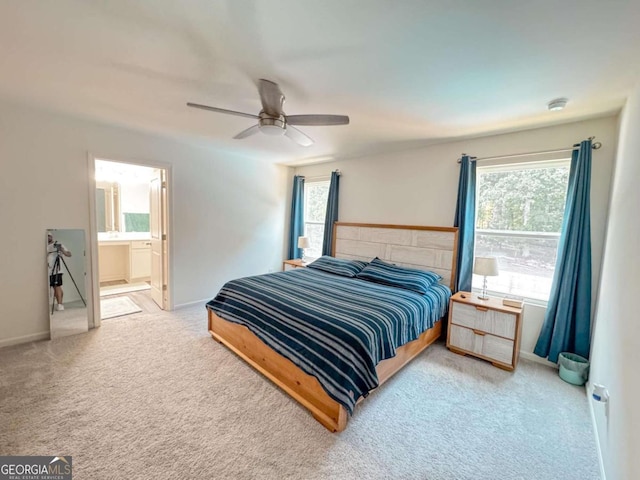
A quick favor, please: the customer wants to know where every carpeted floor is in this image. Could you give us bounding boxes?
[0,305,600,480]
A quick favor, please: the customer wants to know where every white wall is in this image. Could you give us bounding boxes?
[0,99,291,347]
[589,88,640,479]
[295,116,618,361]
[120,182,150,215]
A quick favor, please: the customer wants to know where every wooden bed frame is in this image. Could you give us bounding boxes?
[208,222,458,432]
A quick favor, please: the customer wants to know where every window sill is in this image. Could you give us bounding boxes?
[470,288,549,308]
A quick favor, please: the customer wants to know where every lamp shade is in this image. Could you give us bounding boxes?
[473,256,499,277]
[297,236,311,249]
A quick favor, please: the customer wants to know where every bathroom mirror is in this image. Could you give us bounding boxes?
[47,229,89,339]
[96,181,121,232]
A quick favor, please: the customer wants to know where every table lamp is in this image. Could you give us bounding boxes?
[473,256,499,300]
[297,236,311,263]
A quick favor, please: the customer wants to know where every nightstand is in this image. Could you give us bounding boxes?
[446,291,523,371]
[282,259,308,271]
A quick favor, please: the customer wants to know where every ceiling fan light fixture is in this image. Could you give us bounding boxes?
[259,124,286,136]
[258,113,286,135]
[548,98,568,111]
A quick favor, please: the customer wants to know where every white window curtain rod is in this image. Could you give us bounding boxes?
[297,169,341,180]
[457,137,602,163]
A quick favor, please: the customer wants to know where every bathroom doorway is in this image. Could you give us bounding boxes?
[90,158,170,323]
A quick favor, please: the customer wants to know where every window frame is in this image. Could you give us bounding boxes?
[472,157,571,305]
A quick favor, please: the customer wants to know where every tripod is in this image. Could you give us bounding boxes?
[50,250,86,315]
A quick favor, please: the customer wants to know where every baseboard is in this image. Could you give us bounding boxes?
[0,331,50,349]
[519,350,558,368]
[173,298,209,310]
[587,381,607,480]
[99,274,127,283]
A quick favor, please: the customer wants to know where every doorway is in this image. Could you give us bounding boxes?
[90,158,170,323]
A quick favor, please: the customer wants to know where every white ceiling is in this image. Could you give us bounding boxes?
[1,0,639,165]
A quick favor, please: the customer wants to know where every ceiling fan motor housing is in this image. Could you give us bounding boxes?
[259,111,286,135]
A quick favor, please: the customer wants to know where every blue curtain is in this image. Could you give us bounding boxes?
[453,155,476,292]
[288,175,305,260]
[322,171,340,256]
[534,140,592,363]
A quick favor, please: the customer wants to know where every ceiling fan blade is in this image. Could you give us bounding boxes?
[187,102,259,120]
[233,124,260,139]
[285,114,350,126]
[285,126,314,147]
[258,79,284,117]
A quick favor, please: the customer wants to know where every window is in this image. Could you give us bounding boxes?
[123,212,150,232]
[473,160,570,302]
[303,180,330,259]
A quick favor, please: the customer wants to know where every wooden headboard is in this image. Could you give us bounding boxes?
[332,222,459,290]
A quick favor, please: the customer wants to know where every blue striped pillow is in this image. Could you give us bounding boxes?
[306,256,368,278]
[356,257,442,294]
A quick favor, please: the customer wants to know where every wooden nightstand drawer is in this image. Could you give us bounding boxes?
[449,325,514,365]
[450,302,516,339]
[446,291,523,371]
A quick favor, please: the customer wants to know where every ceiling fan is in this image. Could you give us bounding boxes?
[187,79,349,147]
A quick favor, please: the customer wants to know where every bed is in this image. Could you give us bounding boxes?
[207,223,458,432]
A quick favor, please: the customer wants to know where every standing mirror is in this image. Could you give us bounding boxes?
[47,229,89,339]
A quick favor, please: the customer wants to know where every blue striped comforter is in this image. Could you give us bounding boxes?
[206,268,451,414]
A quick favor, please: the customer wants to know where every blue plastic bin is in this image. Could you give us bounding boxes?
[558,352,589,386]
